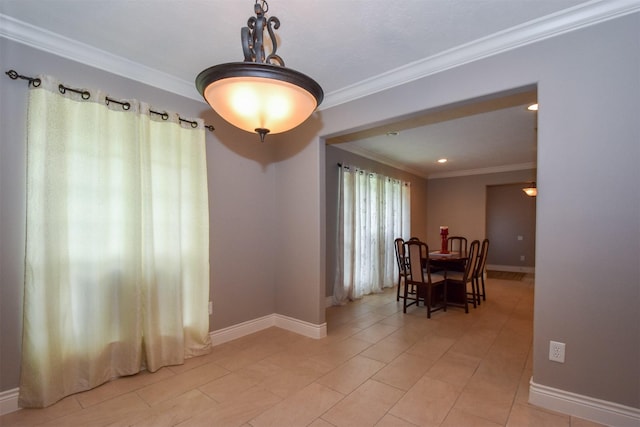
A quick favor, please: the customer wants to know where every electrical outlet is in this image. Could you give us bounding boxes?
[549,341,565,363]
[520,255,525,261]
[208,301,213,315]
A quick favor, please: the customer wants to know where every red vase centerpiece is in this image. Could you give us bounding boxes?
[440,226,449,254]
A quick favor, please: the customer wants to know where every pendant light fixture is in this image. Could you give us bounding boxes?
[196,0,323,142]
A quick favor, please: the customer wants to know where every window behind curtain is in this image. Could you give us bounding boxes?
[333,165,410,304]
[19,75,211,408]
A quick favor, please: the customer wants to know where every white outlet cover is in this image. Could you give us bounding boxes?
[549,340,566,363]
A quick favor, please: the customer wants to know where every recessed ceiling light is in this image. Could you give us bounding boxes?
[437,158,447,163]
[527,103,539,111]
[386,131,400,136]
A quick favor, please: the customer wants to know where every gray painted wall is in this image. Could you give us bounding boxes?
[1,10,638,416]
[486,183,537,269]
[310,13,639,410]
[425,170,537,252]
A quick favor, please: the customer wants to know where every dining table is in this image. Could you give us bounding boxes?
[425,251,469,306]
[428,250,466,268]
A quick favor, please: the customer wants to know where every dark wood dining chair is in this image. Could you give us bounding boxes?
[446,236,467,273]
[403,240,447,318]
[394,238,411,301]
[407,237,428,259]
[447,236,468,256]
[445,239,480,313]
[473,238,490,304]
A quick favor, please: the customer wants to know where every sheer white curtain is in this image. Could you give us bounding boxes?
[19,75,211,408]
[333,165,410,304]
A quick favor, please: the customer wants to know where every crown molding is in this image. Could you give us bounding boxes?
[0,13,202,102]
[321,0,640,109]
[2,1,639,106]
[428,162,537,180]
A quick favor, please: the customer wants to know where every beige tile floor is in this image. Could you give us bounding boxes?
[1,276,606,426]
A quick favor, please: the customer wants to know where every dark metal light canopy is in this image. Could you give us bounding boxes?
[196,0,323,142]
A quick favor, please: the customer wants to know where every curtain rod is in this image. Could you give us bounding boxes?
[337,162,410,185]
[5,70,215,132]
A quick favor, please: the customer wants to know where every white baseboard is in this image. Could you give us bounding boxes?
[275,314,327,339]
[529,379,640,427]
[210,313,327,346]
[209,314,275,346]
[0,387,19,416]
[487,264,535,274]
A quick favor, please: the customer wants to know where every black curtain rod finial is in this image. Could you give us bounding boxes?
[5,69,41,87]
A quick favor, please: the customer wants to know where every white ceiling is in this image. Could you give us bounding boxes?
[336,103,538,178]
[2,0,624,178]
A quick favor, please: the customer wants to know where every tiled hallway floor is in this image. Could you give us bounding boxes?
[1,276,606,426]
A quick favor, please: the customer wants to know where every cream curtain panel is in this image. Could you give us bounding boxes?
[19,76,211,408]
[333,165,410,304]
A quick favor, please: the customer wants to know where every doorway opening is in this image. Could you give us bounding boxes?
[325,86,538,305]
